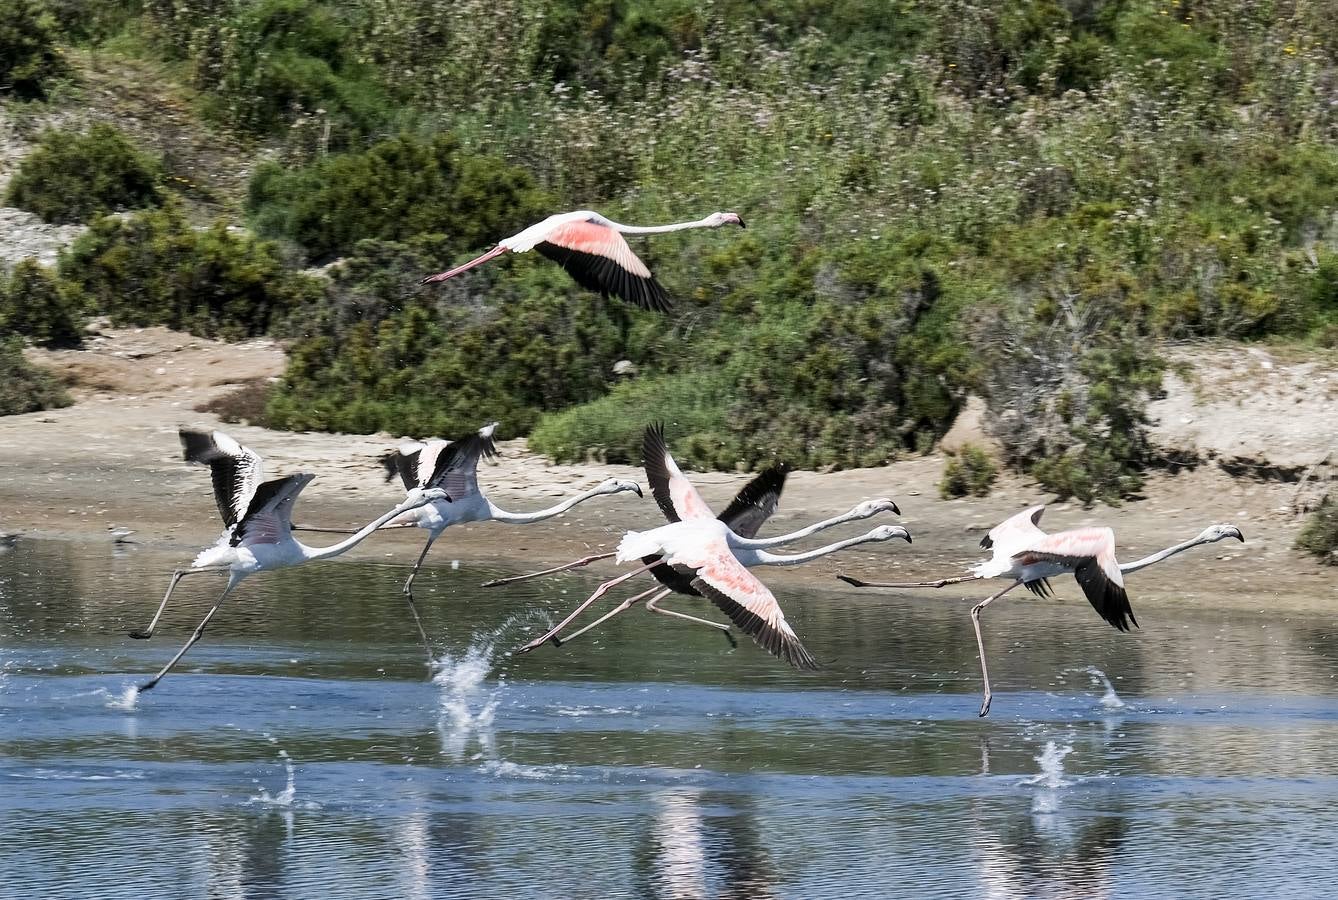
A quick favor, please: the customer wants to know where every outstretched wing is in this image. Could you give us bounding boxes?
[643,423,715,523]
[1015,527,1137,632]
[691,542,817,670]
[180,429,265,528]
[535,219,672,312]
[982,504,1047,551]
[380,441,429,491]
[426,425,498,500]
[717,464,789,539]
[230,473,314,547]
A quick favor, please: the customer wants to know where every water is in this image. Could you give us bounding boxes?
[4,537,1338,898]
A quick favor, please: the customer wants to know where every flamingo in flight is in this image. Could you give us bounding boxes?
[420,210,745,311]
[838,505,1244,716]
[129,429,450,693]
[490,458,906,648]
[515,424,910,668]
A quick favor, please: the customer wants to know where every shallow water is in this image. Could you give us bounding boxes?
[3,537,1338,899]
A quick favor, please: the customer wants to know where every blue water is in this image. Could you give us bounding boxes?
[3,537,1338,898]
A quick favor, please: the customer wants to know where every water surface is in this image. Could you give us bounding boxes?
[3,538,1337,898]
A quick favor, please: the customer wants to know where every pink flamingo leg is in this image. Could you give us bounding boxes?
[421,245,508,284]
[481,552,616,588]
[838,573,981,589]
[515,561,660,654]
[972,580,1023,717]
[550,586,669,647]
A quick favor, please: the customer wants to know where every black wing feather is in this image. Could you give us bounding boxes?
[229,474,311,546]
[180,429,251,528]
[718,464,790,539]
[427,429,498,491]
[642,422,680,524]
[534,241,672,312]
[380,449,421,491]
[1073,559,1139,632]
[691,577,818,670]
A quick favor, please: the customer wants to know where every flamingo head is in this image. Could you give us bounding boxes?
[1199,524,1244,543]
[707,211,746,229]
[599,478,643,498]
[855,497,901,518]
[866,525,912,544]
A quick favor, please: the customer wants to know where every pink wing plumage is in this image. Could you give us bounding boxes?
[643,424,714,522]
[691,543,817,669]
[1014,527,1137,631]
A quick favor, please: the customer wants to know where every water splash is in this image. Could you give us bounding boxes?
[97,685,140,711]
[250,748,297,807]
[1061,666,1126,710]
[1026,741,1074,789]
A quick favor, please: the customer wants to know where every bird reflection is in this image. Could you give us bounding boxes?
[202,808,291,900]
[635,787,779,900]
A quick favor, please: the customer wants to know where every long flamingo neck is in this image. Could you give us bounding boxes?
[741,506,864,549]
[613,217,718,235]
[301,502,423,561]
[485,487,605,525]
[1118,536,1208,574]
[746,532,881,567]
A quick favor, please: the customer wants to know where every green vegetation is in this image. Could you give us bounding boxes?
[4,124,162,224]
[19,0,1338,493]
[1,258,84,348]
[0,337,69,416]
[1296,498,1338,566]
[0,0,67,99]
[939,445,999,499]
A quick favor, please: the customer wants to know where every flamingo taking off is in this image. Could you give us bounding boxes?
[491,457,906,648]
[129,429,450,692]
[515,424,909,668]
[838,504,1244,716]
[420,210,745,311]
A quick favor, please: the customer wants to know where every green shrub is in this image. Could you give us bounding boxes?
[1,259,84,347]
[4,124,162,225]
[1296,499,1338,566]
[246,133,550,262]
[58,201,322,340]
[0,336,69,416]
[939,445,999,499]
[0,0,67,100]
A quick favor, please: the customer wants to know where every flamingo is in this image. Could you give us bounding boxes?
[491,462,906,647]
[838,505,1244,716]
[419,210,746,311]
[515,424,910,668]
[129,429,450,692]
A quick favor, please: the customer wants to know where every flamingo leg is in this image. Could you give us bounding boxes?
[972,579,1023,718]
[515,561,660,654]
[421,245,508,284]
[646,594,737,647]
[137,575,241,692]
[402,534,439,597]
[838,574,981,589]
[129,566,231,640]
[551,586,667,647]
[480,552,616,588]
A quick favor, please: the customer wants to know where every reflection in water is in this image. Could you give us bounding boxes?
[636,788,778,900]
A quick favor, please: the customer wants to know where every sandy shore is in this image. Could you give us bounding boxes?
[2,326,1331,613]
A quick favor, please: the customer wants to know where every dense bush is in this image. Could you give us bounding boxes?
[246,133,550,262]
[939,445,999,499]
[0,337,70,416]
[0,0,67,99]
[4,124,162,225]
[1,259,84,348]
[1296,499,1338,566]
[58,202,323,340]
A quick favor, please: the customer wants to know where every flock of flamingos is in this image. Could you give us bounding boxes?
[127,208,1245,716]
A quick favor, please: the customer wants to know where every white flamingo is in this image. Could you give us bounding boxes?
[420,210,746,311]
[516,424,910,668]
[839,505,1244,716]
[130,429,450,692]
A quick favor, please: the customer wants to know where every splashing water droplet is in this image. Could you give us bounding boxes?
[105,686,139,711]
[1083,666,1126,709]
[1026,741,1074,789]
[433,613,543,762]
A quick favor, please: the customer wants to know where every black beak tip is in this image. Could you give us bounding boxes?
[904,534,913,544]
[633,485,644,498]
[736,218,747,229]
[1235,530,1245,542]
[891,502,901,516]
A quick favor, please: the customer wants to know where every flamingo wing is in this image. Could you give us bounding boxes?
[717,463,790,539]
[180,429,265,529]
[380,440,429,491]
[427,428,498,500]
[230,473,315,547]
[1015,528,1137,632]
[691,545,817,670]
[535,219,672,312]
[981,504,1047,551]
[643,423,715,523]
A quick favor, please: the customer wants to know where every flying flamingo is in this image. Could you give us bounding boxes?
[838,505,1244,716]
[420,210,746,311]
[489,462,905,647]
[298,422,642,604]
[129,429,450,692]
[515,424,909,668]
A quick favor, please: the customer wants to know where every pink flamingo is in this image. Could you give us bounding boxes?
[420,210,745,311]
[839,505,1244,716]
[515,425,909,668]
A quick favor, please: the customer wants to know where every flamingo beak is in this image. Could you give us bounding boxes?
[1231,526,1244,541]
[890,501,901,516]
[735,216,747,229]
[632,484,644,498]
